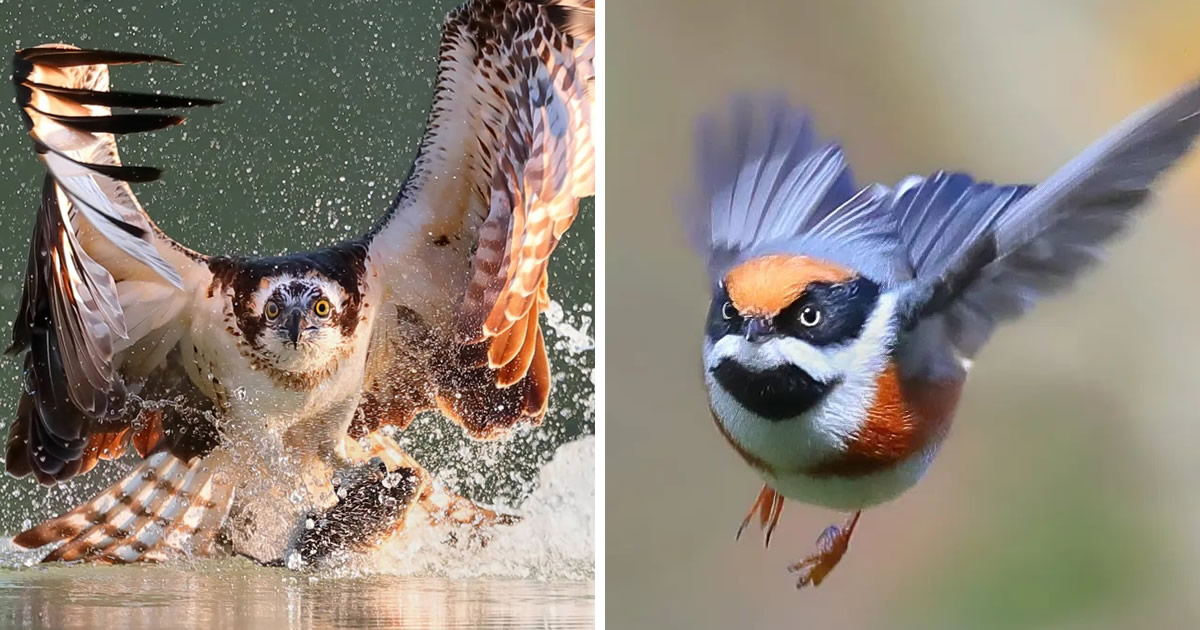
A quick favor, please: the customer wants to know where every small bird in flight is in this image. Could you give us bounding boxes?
[4,0,595,564]
[681,80,1200,587]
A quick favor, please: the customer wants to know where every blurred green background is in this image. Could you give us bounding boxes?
[0,0,594,532]
[608,1,1200,628]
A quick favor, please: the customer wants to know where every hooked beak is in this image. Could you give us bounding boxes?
[284,309,302,346]
[744,317,775,343]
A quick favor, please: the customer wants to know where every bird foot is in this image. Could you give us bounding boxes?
[787,511,860,588]
[423,488,520,548]
[736,484,785,548]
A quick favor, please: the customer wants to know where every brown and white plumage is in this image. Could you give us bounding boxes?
[359,0,595,438]
[6,0,594,564]
[6,44,220,487]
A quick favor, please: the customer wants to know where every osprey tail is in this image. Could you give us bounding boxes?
[12,450,235,563]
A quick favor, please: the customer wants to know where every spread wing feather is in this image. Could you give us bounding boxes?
[364,0,593,438]
[5,45,217,485]
[681,96,900,285]
[897,78,1200,360]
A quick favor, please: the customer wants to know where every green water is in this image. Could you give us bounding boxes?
[0,0,594,626]
[0,563,593,629]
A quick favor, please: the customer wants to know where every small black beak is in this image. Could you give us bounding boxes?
[745,317,775,343]
[285,309,302,345]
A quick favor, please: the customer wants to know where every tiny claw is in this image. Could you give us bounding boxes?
[736,512,754,541]
[762,492,784,549]
[789,552,837,589]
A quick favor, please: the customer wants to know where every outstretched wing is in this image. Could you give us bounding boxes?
[680,95,900,285]
[5,45,219,485]
[895,78,1200,368]
[363,0,594,439]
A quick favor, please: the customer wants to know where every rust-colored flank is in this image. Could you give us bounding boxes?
[808,364,964,478]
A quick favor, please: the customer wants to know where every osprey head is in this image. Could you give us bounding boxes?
[246,275,356,372]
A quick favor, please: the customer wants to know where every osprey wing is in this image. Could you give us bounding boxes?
[364,0,594,438]
[6,46,219,484]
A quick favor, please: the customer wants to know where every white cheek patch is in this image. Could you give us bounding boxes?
[808,292,900,436]
[706,334,841,383]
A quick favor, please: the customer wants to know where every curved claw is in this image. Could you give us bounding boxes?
[425,489,520,528]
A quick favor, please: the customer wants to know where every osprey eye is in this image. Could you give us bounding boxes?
[313,299,332,318]
[799,306,821,327]
[264,301,280,320]
[721,301,737,320]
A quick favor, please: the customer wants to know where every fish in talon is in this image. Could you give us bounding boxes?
[293,464,422,565]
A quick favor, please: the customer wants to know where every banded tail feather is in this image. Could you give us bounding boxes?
[12,451,235,563]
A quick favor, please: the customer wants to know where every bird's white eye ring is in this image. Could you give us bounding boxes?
[800,306,821,327]
[721,301,736,320]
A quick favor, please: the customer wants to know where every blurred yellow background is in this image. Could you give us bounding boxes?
[607,1,1200,628]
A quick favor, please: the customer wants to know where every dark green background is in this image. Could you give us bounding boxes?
[0,0,594,530]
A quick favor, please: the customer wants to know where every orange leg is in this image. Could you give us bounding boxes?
[788,511,861,588]
[736,484,785,548]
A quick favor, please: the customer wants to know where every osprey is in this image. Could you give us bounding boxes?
[4,0,595,564]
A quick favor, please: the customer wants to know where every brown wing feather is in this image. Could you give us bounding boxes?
[445,0,592,434]
[5,45,217,485]
[362,0,593,439]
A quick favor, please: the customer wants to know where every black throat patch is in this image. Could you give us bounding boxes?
[711,359,835,421]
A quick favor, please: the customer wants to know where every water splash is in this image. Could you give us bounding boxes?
[358,435,595,581]
[1,298,595,578]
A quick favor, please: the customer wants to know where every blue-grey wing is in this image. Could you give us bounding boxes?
[680,95,902,285]
[898,77,1200,369]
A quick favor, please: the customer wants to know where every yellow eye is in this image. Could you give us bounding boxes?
[265,301,279,320]
[313,299,331,318]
